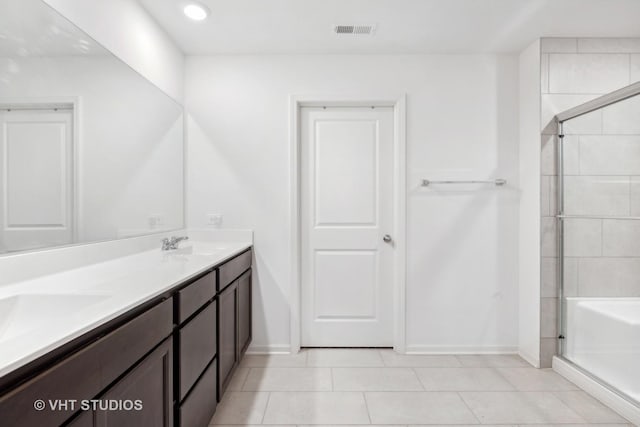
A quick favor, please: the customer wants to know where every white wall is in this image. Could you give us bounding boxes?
[0,56,184,243]
[41,0,185,103]
[186,54,520,352]
[518,40,542,367]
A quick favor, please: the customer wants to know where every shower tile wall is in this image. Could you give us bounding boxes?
[539,37,640,367]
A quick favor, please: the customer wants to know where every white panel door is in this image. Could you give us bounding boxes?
[0,110,73,252]
[301,107,394,347]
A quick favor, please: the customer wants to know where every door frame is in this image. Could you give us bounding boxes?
[289,94,407,354]
[0,96,82,243]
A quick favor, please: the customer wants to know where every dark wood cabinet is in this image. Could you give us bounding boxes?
[178,301,216,400]
[0,299,172,427]
[218,250,252,292]
[217,281,238,399]
[237,270,252,356]
[177,273,216,324]
[178,359,216,427]
[70,338,173,427]
[95,338,173,427]
[67,409,93,426]
[0,247,252,427]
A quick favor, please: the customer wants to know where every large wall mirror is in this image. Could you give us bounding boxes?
[0,0,184,254]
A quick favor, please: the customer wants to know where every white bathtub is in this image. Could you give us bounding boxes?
[565,297,640,403]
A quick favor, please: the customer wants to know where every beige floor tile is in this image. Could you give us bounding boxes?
[365,391,479,424]
[497,368,579,391]
[552,391,629,424]
[415,367,515,391]
[306,348,384,367]
[332,367,423,391]
[242,367,332,391]
[262,391,370,424]
[240,352,307,367]
[456,354,530,367]
[227,367,250,391]
[213,350,628,427]
[210,391,269,425]
[459,391,586,424]
[379,350,461,367]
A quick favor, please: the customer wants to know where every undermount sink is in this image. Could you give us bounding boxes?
[0,294,111,342]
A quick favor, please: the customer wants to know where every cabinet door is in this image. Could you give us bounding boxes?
[237,270,252,356]
[95,338,173,427]
[67,409,94,426]
[217,281,238,399]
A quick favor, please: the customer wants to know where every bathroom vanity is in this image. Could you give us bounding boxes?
[0,244,252,427]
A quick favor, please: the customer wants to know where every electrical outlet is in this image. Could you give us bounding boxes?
[149,214,164,229]
[207,214,222,228]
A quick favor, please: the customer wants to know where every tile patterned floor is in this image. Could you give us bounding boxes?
[209,349,633,426]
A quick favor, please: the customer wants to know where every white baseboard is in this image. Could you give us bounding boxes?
[553,356,639,425]
[404,345,518,354]
[246,344,520,356]
[245,344,292,354]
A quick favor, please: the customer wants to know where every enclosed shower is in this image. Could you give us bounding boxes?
[555,81,640,405]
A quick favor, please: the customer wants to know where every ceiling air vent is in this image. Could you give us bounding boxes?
[333,24,376,35]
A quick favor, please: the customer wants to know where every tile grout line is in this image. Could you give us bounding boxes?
[456,391,482,424]
[411,367,426,391]
[361,391,373,424]
[378,349,388,367]
[240,367,251,391]
[259,391,272,425]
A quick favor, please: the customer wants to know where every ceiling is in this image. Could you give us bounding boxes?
[0,0,106,56]
[140,0,640,55]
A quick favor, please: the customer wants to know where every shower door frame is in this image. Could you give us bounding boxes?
[554,80,640,406]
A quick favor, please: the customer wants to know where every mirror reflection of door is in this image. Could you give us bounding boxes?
[0,106,74,252]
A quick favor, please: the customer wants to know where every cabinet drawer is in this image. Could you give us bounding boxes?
[98,299,173,387]
[179,359,217,427]
[0,342,101,425]
[218,250,251,292]
[0,299,172,427]
[178,272,216,324]
[179,302,216,400]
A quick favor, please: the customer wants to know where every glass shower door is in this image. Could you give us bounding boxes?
[558,93,640,403]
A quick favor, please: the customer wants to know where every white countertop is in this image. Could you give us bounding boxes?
[0,240,251,378]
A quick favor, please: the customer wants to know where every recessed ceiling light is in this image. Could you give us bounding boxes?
[183,2,209,21]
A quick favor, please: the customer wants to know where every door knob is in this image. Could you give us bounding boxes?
[383,234,393,243]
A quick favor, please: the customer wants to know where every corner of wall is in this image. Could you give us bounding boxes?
[517,39,542,367]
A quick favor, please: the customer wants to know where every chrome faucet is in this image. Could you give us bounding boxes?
[161,236,189,251]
